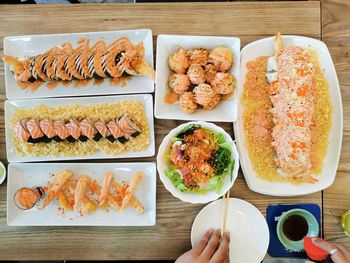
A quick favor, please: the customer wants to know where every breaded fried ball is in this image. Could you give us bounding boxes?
[204,63,217,84]
[202,94,221,110]
[208,46,233,72]
[179,92,197,113]
[187,48,209,66]
[187,63,205,85]
[193,83,221,109]
[168,73,191,95]
[211,72,236,95]
[168,48,190,74]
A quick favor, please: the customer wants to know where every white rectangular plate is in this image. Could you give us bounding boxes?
[234,35,343,196]
[4,29,154,99]
[7,162,156,226]
[5,94,155,162]
[155,34,240,122]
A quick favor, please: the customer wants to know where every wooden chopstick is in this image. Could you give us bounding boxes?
[221,189,230,235]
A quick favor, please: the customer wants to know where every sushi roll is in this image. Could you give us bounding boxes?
[53,120,70,142]
[106,120,126,143]
[118,114,141,139]
[26,118,45,143]
[13,121,31,143]
[39,118,57,143]
[91,41,108,79]
[66,119,86,142]
[79,118,101,142]
[94,120,112,142]
[34,53,52,82]
[2,36,155,92]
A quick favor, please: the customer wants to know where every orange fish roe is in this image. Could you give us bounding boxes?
[17,188,39,209]
[242,50,332,184]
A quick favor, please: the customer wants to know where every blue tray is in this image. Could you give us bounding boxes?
[266,203,321,258]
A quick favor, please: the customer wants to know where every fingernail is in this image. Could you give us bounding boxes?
[208,228,214,234]
[226,232,231,240]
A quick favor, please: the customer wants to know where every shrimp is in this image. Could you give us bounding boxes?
[120,172,144,212]
[57,190,74,210]
[90,180,119,210]
[80,196,98,216]
[274,32,284,56]
[74,175,91,210]
[111,179,144,213]
[98,171,114,207]
[42,169,73,209]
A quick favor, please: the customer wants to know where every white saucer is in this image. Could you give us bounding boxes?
[191,198,269,263]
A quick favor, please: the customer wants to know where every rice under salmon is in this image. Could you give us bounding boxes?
[242,50,332,184]
[11,100,150,157]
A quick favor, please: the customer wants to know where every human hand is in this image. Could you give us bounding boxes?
[306,238,350,263]
[175,229,230,263]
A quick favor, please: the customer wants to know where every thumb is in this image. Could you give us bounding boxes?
[311,238,334,253]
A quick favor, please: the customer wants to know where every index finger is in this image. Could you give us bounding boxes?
[210,232,230,263]
[192,229,214,255]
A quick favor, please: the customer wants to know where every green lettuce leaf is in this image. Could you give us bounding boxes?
[198,176,224,194]
[165,169,190,192]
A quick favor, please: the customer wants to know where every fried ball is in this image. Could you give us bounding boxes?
[193,83,221,109]
[187,63,205,85]
[208,46,233,72]
[168,48,190,74]
[187,48,209,66]
[204,64,217,84]
[168,73,191,95]
[179,92,197,113]
[211,72,236,95]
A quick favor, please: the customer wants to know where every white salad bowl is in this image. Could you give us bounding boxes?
[157,121,239,204]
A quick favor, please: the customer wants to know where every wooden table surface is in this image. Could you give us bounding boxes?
[0,1,348,260]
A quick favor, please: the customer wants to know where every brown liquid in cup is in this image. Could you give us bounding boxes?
[282,214,309,241]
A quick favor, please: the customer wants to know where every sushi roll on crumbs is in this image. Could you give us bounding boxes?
[80,118,101,142]
[26,118,45,143]
[106,120,127,143]
[39,118,58,143]
[118,114,141,139]
[53,120,70,142]
[94,120,112,142]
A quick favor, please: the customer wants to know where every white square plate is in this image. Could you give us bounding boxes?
[155,34,240,122]
[5,94,155,162]
[4,29,154,99]
[234,35,343,196]
[7,162,156,226]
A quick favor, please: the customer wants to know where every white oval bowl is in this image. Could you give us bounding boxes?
[157,121,239,204]
[234,35,342,196]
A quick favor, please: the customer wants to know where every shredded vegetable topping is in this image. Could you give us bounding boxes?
[164,125,234,193]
